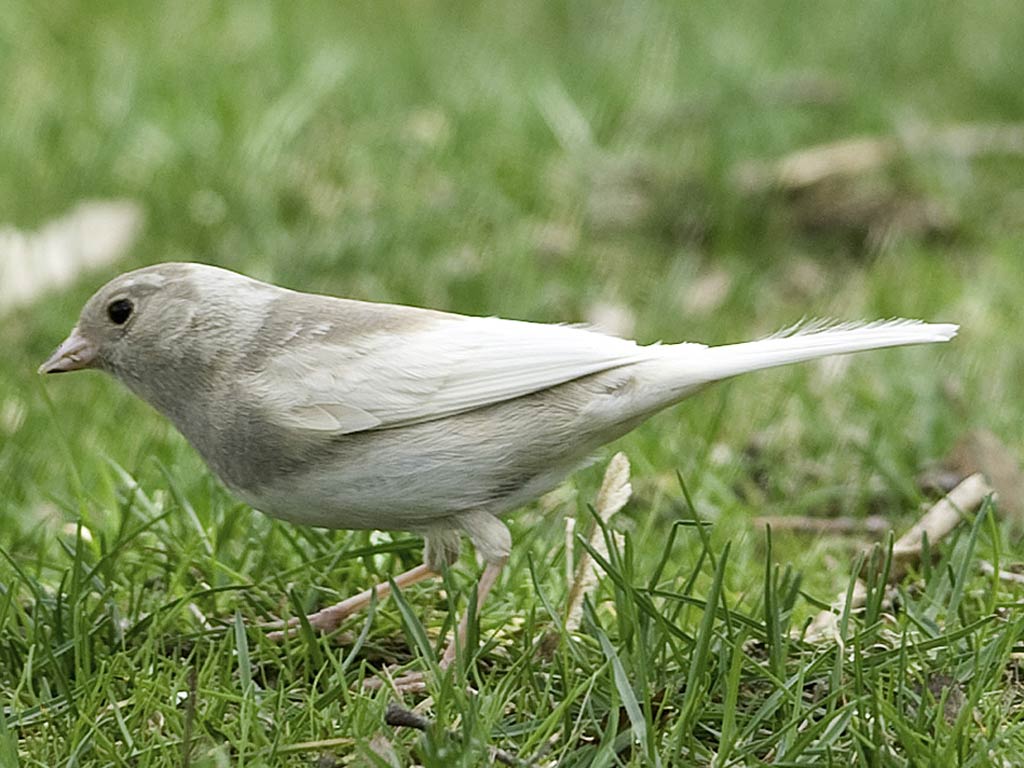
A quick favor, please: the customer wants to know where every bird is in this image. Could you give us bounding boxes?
[40,262,956,676]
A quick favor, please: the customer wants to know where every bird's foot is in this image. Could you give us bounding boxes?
[264,563,438,641]
[362,655,476,695]
[264,607,350,641]
[362,669,431,694]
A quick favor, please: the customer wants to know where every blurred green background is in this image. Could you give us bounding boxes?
[2,0,1023,764]
[6,0,1020,523]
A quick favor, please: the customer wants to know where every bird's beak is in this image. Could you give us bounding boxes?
[39,328,98,374]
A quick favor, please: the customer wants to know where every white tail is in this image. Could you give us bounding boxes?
[687,319,958,384]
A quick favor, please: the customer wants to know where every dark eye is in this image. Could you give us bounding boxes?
[107,298,134,325]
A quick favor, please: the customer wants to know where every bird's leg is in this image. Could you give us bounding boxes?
[439,556,506,668]
[368,513,510,691]
[437,512,510,670]
[363,557,507,692]
[267,562,437,640]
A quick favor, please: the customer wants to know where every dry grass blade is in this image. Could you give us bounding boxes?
[888,472,992,578]
[565,452,632,632]
[734,137,898,192]
[979,560,1024,585]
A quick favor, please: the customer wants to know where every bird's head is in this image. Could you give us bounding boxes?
[38,262,272,387]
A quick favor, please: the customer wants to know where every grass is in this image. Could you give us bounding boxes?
[3,0,1024,764]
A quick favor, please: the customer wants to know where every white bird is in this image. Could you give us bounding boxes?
[40,262,957,677]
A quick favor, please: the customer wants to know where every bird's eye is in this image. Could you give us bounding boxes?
[107,298,134,325]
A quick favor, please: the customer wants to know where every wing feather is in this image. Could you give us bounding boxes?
[248,316,664,434]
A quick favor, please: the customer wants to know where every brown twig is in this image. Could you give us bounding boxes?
[753,514,890,535]
[803,473,993,643]
[384,702,432,730]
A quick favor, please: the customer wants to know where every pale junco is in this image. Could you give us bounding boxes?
[40,262,957,667]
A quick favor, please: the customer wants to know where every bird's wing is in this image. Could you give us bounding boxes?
[247,315,665,434]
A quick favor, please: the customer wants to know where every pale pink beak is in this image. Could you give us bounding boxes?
[39,328,98,374]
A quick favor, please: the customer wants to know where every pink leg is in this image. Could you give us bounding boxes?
[366,557,507,691]
[440,558,506,668]
[267,563,437,640]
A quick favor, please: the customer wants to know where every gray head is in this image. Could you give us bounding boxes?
[39,262,275,384]
[40,262,313,498]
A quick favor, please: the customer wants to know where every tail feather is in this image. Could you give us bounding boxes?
[675,319,957,386]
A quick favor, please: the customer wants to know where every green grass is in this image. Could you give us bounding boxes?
[3,0,1024,764]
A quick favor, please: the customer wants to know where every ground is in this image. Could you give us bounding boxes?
[2,1,1023,765]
